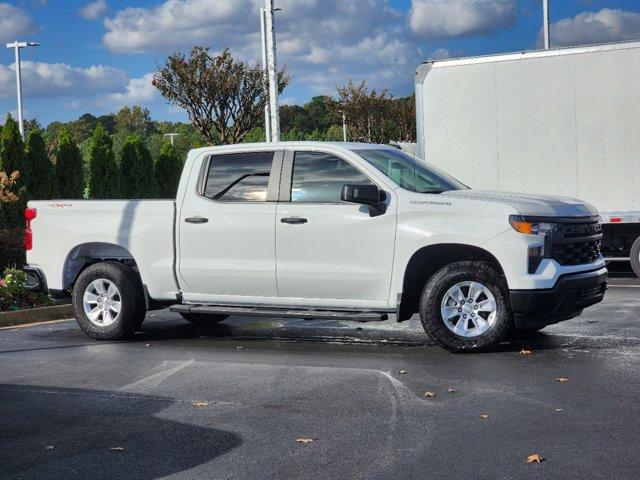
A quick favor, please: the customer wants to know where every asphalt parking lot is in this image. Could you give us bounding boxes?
[1,275,639,480]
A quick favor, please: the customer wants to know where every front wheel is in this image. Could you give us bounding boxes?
[419,261,513,353]
[72,261,146,340]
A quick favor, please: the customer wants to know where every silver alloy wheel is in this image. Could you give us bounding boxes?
[440,281,497,338]
[82,278,122,327]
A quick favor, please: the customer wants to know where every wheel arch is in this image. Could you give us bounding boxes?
[398,243,506,321]
[63,242,138,291]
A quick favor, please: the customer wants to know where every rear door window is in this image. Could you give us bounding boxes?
[203,151,274,202]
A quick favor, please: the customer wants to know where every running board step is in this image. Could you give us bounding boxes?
[170,304,388,322]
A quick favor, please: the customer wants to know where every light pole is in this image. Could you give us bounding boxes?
[543,0,551,50]
[264,0,280,142]
[6,41,39,139]
[164,133,180,146]
[260,7,272,142]
[342,112,347,142]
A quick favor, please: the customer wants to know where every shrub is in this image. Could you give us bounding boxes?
[120,135,158,198]
[0,115,24,174]
[88,123,122,199]
[0,267,51,311]
[155,142,182,198]
[23,129,58,200]
[56,130,85,198]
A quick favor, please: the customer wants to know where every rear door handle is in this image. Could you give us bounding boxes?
[280,217,308,225]
[185,216,209,224]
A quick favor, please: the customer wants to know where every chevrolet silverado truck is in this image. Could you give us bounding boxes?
[25,142,607,352]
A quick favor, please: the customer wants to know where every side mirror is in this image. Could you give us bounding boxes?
[341,184,387,216]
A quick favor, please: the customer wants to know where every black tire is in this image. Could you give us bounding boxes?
[180,313,228,325]
[630,237,640,278]
[72,261,146,340]
[419,261,513,353]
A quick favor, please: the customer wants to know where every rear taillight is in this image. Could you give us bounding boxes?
[25,208,37,251]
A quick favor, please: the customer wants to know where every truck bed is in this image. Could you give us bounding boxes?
[27,200,179,299]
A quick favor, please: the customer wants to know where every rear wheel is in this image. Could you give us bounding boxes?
[630,237,640,278]
[419,261,513,353]
[180,313,229,325]
[72,261,146,340]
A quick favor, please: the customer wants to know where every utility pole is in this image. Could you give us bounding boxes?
[543,0,551,50]
[6,41,39,139]
[164,133,180,146]
[264,0,280,142]
[260,7,272,142]
[342,112,347,142]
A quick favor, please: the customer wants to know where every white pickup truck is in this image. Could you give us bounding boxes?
[25,142,607,352]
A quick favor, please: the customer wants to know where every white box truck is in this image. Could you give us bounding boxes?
[415,41,640,275]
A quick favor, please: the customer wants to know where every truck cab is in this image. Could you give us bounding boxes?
[26,142,607,352]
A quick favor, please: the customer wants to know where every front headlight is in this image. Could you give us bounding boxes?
[509,215,556,235]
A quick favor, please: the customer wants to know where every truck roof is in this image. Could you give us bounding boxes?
[189,141,396,155]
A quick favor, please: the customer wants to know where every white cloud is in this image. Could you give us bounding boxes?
[409,0,516,39]
[102,0,419,95]
[0,3,37,44]
[546,8,640,47]
[79,0,108,20]
[0,61,128,98]
[99,73,158,108]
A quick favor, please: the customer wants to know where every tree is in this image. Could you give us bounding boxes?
[389,95,416,142]
[0,115,24,175]
[115,106,156,136]
[329,80,393,144]
[155,142,182,198]
[88,124,122,199]
[23,129,58,200]
[153,46,290,145]
[120,135,158,198]
[56,131,85,198]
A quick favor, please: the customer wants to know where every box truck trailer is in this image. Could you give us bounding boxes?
[415,41,640,276]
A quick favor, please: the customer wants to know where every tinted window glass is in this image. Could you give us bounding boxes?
[291,151,371,203]
[204,152,273,202]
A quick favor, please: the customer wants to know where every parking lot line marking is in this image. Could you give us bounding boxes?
[0,319,73,330]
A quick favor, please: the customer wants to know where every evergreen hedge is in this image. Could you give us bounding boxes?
[55,131,85,199]
[88,123,122,199]
[155,142,182,198]
[120,135,158,199]
[23,129,58,200]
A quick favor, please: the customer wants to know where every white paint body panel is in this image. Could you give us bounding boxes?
[416,41,640,219]
[28,141,604,309]
[26,200,177,299]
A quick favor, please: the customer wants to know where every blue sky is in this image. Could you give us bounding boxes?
[1,0,640,125]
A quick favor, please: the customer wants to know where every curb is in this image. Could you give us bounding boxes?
[0,304,74,328]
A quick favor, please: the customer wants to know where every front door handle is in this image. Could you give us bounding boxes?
[185,216,209,224]
[280,217,308,225]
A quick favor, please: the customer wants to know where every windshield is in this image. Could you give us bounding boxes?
[353,148,467,193]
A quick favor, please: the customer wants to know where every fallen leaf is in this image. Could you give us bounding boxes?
[480,414,489,419]
[296,438,314,444]
[555,408,564,412]
[397,370,407,375]
[110,447,125,452]
[144,344,151,348]
[44,445,55,451]
[520,349,533,356]
[447,387,456,393]
[554,377,569,383]
[525,453,544,463]
[193,401,209,407]
[423,391,436,398]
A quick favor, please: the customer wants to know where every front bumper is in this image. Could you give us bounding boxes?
[510,267,607,330]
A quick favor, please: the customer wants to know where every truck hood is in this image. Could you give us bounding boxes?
[441,190,598,218]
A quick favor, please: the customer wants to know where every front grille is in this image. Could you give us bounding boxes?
[549,220,602,266]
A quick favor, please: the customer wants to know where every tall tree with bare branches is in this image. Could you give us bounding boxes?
[153,47,290,145]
